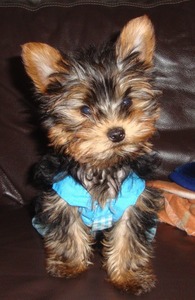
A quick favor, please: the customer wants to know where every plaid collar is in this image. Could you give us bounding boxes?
[52,173,145,231]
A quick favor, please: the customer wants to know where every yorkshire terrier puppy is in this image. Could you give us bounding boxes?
[22,15,163,295]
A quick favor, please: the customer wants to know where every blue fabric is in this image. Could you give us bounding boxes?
[32,217,49,236]
[169,162,195,191]
[52,173,145,231]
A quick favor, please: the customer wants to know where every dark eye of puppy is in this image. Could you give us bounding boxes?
[80,105,91,116]
[121,97,132,108]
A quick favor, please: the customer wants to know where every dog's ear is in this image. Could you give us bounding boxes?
[22,43,68,93]
[116,15,155,65]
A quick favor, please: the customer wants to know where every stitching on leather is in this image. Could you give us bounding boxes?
[0,0,191,11]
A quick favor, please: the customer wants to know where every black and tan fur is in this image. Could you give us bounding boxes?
[22,16,163,295]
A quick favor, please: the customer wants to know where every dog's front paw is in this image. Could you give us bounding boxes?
[46,257,89,278]
[109,269,156,296]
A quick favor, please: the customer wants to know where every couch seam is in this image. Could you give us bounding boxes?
[0,167,24,205]
[0,0,191,11]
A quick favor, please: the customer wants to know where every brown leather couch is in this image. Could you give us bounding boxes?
[0,1,195,299]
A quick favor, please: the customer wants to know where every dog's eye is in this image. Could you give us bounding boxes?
[121,97,132,108]
[80,105,91,116]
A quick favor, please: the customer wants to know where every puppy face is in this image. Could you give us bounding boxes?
[22,16,159,169]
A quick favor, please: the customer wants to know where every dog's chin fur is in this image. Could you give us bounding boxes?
[23,15,163,295]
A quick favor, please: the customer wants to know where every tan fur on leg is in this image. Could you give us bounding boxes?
[103,205,156,295]
[44,198,94,278]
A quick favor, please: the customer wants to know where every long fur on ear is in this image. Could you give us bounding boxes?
[22,43,68,93]
[116,15,155,65]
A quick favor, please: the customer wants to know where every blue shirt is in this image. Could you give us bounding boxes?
[52,172,145,231]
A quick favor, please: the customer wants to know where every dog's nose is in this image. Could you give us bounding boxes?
[107,127,125,143]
